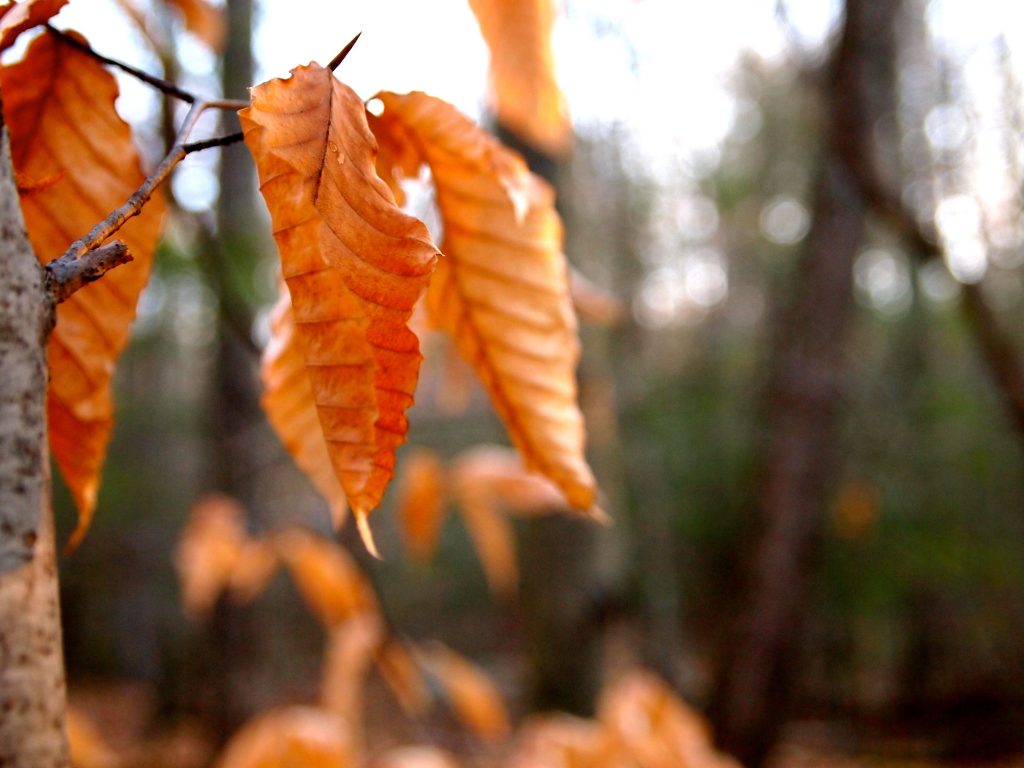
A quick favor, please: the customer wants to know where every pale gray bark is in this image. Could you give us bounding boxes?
[0,102,69,766]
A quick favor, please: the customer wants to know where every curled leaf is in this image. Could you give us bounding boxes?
[376,640,431,717]
[241,64,439,547]
[163,0,225,50]
[598,670,740,768]
[370,92,597,515]
[570,269,626,326]
[174,495,247,618]
[452,444,567,517]
[371,746,461,768]
[416,644,510,742]
[261,287,348,529]
[395,447,448,561]
[0,0,67,51]
[216,707,355,768]
[1,29,165,548]
[275,527,378,628]
[466,0,570,155]
[320,614,385,728]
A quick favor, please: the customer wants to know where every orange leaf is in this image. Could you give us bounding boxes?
[376,640,431,717]
[452,444,567,517]
[416,644,510,742]
[227,539,280,605]
[216,707,355,768]
[241,64,439,546]
[598,670,740,768]
[370,92,597,515]
[371,746,461,768]
[162,0,224,50]
[66,704,118,768]
[261,287,348,529]
[453,475,518,598]
[466,0,570,156]
[504,714,613,768]
[320,614,384,729]
[570,269,626,326]
[275,527,378,628]
[1,30,165,548]
[0,0,67,51]
[394,447,448,561]
[174,495,247,618]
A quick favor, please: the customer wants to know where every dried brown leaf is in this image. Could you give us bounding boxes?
[242,64,439,547]
[598,670,741,768]
[371,746,461,768]
[0,0,66,51]
[417,644,510,742]
[466,0,570,155]
[369,91,597,515]
[452,444,567,517]
[1,30,165,548]
[163,0,224,50]
[261,287,348,529]
[275,527,378,628]
[320,614,384,728]
[215,707,355,768]
[395,447,448,561]
[376,640,431,717]
[174,495,247,618]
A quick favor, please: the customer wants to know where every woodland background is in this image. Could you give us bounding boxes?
[41,0,1024,765]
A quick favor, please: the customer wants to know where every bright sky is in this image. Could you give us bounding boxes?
[37,0,1024,323]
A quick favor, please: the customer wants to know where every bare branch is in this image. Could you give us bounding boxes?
[45,242,133,304]
[184,131,245,154]
[45,25,196,103]
[55,100,208,265]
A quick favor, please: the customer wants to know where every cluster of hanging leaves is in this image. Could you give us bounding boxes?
[394,444,571,596]
[1,0,599,552]
[64,495,738,768]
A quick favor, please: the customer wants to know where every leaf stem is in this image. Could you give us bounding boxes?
[328,32,362,72]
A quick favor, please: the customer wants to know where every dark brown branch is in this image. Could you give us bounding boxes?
[45,241,132,304]
[328,32,362,71]
[45,24,196,103]
[184,131,245,154]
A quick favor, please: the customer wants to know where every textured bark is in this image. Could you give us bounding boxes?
[711,1,901,764]
[0,99,69,765]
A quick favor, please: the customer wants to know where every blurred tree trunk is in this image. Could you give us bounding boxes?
[497,125,616,715]
[0,102,69,768]
[711,1,902,763]
[195,0,265,740]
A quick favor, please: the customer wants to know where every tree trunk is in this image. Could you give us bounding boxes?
[711,1,902,763]
[196,0,267,740]
[0,98,69,766]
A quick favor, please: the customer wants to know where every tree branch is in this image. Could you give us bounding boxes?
[184,131,245,154]
[44,241,133,304]
[45,24,196,103]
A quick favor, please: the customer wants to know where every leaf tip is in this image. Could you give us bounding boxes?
[355,509,381,559]
[586,505,612,526]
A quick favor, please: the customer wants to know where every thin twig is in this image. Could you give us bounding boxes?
[45,24,196,103]
[183,131,245,154]
[45,242,133,304]
[328,32,362,71]
[49,100,209,269]
[44,25,252,113]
